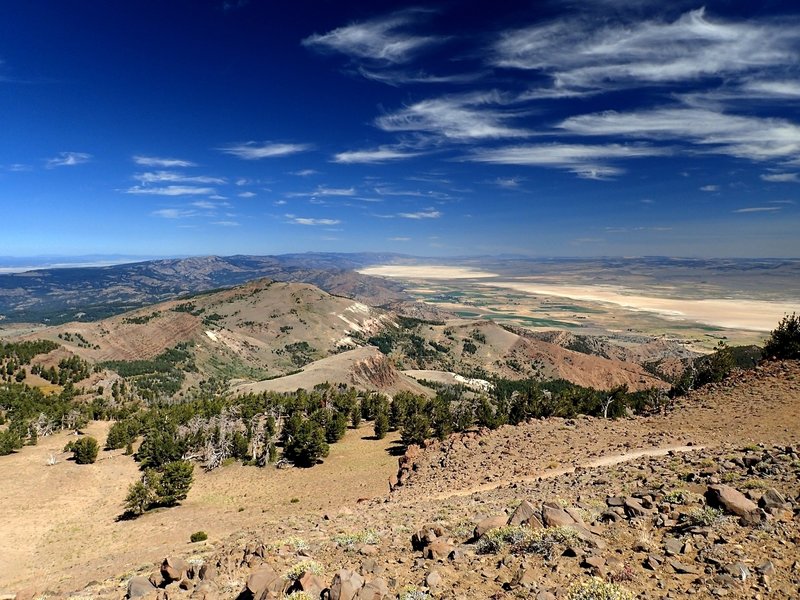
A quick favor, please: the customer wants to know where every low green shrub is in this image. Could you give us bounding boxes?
[566,578,634,600]
[190,531,208,543]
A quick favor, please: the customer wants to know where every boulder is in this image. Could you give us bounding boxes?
[541,502,578,528]
[329,569,365,600]
[411,523,446,549]
[161,557,189,583]
[424,539,455,560]
[623,497,650,519]
[246,565,284,600]
[292,572,326,598]
[190,582,220,600]
[355,577,391,600]
[474,515,507,539]
[128,576,157,599]
[425,571,443,594]
[508,500,542,528]
[355,578,390,600]
[706,485,761,524]
[759,488,788,511]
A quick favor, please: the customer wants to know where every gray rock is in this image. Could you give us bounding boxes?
[127,576,156,599]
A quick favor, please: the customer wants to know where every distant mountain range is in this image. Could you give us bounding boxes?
[0,253,411,324]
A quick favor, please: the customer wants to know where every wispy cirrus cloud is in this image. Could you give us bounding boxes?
[191,199,230,210]
[493,8,800,95]
[397,209,441,219]
[151,208,197,219]
[211,220,240,227]
[134,170,225,185]
[358,67,482,87]
[46,152,91,168]
[733,206,783,213]
[126,185,216,196]
[285,214,342,226]
[559,107,800,162]
[761,172,799,183]
[220,141,311,160]
[466,143,666,179]
[133,155,196,168]
[333,145,423,164]
[700,185,719,192]
[302,10,439,64]
[375,92,530,141]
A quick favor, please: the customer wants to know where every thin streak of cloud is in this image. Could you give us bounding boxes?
[46,152,91,168]
[302,10,439,64]
[375,92,530,141]
[761,172,799,182]
[397,210,441,219]
[134,171,225,184]
[126,185,216,196]
[733,206,782,213]
[560,107,800,162]
[220,142,311,159]
[333,146,423,164]
[285,214,342,226]
[133,155,196,168]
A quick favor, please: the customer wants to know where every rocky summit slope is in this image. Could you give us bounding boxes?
[20,360,796,600]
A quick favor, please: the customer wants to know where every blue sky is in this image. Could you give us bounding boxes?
[1,0,799,258]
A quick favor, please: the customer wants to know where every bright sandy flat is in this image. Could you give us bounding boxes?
[358,264,797,332]
[358,265,497,279]
[482,281,796,332]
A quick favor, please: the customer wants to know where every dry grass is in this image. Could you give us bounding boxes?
[0,422,400,593]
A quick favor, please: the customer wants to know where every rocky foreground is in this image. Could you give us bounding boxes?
[8,362,800,600]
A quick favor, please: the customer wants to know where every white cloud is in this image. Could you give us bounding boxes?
[133,155,196,168]
[126,185,216,196]
[733,206,782,213]
[134,171,225,184]
[151,208,197,219]
[211,220,240,226]
[238,191,256,198]
[220,142,311,159]
[274,200,287,206]
[761,172,799,183]
[466,143,665,179]
[493,177,522,188]
[741,80,800,99]
[333,146,423,164]
[376,92,530,141]
[302,11,438,64]
[191,200,230,210]
[560,107,800,162]
[290,169,319,177]
[700,185,719,192]
[493,8,800,94]
[358,68,482,86]
[388,236,411,241]
[397,210,441,219]
[286,214,342,226]
[46,152,91,168]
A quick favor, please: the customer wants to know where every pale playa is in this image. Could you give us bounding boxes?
[359,265,796,332]
[483,281,795,332]
[359,265,497,279]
